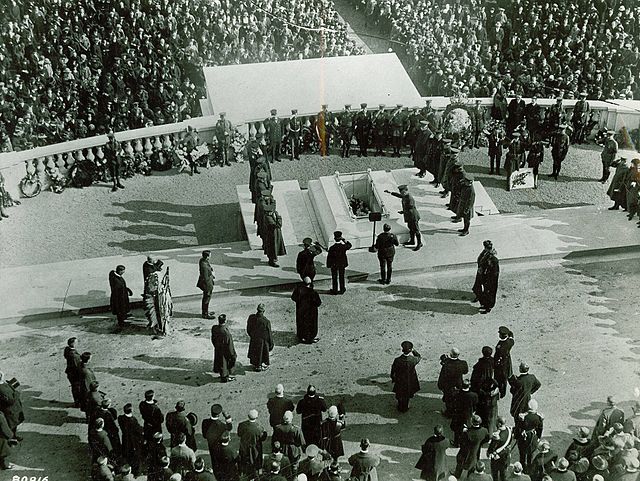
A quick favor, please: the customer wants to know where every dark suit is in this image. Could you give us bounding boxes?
[415,434,449,481]
[390,351,421,412]
[203,417,232,471]
[272,423,306,467]
[494,338,514,398]
[451,390,479,445]
[211,442,239,481]
[64,346,82,406]
[237,420,267,477]
[509,373,541,419]
[211,324,236,382]
[326,240,352,293]
[390,191,421,245]
[166,410,195,450]
[139,400,164,445]
[438,357,469,416]
[265,117,283,162]
[118,414,144,475]
[296,394,327,447]
[267,396,295,429]
[109,271,131,325]
[454,426,490,477]
[296,245,322,281]
[196,257,215,317]
[375,231,399,283]
[349,450,381,480]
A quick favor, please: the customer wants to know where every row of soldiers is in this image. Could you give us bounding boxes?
[259,101,437,161]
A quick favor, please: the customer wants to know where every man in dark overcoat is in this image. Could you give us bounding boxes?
[453,414,490,478]
[451,379,479,446]
[246,303,274,371]
[326,231,352,294]
[263,205,286,268]
[196,250,215,319]
[78,352,97,414]
[139,390,164,449]
[354,103,371,157]
[415,425,449,481]
[413,121,432,178]
[549,125,570,179]
[390,341,422,412]
[104,131,124,192]
[607,158,630,210]
[237,409,268,478]
[455,174,476,237]
[202,403,232,468]
[385,185,422,250]
[64,337,83,407]
[264,109,283,162]
[109,264,132,328]
[477,240,499,312]
[291,277,322,343]
[296,385,327,447]
[118,403,144,477]
[211,314,237,383]
[374,223,399,284]
[437,348,469,417]
[494,326,514,398]
[508,363,541,422]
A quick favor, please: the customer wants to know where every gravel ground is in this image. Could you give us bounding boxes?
[1,144,611,268]
[0,256,637,479]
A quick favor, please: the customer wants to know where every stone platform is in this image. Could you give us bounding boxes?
[237,168,499,249]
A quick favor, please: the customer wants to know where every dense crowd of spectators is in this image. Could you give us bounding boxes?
[0,0,362,152]
[356,0,640,99]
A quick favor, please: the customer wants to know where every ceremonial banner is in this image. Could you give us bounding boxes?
[510,168,535,190]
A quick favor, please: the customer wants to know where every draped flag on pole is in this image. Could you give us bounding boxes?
[157,267,173,336]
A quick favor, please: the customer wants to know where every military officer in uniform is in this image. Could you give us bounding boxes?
[516,399,544,473]
[549,125,570,179]
[286,109,302,160]
[599,130,618,183]
[196,250,215,319]
[105,131,124,191]
[182,125,200,175]
[374,223,399,284]
[354,103,371,157]
[571,93,590,144]
[215,112,233,166]
[385,185,422,250]
[488,417,513,481]
[265,109,283,162]
[372,104,388,156]
[389,104,405,157]
[316,104,332,157]
[546,97,566,137]
[335,104,352,158]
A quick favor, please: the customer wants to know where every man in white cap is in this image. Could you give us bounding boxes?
[516,400,544,473]
[237,409,267,478]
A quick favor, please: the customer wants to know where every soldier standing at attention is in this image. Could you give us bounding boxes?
[549,125,570,180]
[385,185,422,251]
[316,104,332,157]
[338,104,353,158]
[354,103,371,157]
[389,103,405,157]
[214,112,233,166]
[265,109,283,162]
[373,104,388,156]
[599,130,618,183]
[182,125,200,175]
[374,223,399,284]
[286,109,302,160]
[105,130,124,191]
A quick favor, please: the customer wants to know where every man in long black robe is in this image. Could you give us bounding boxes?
[246,304,274,371]
[413,122,432,177]
[291,277,322,344]
[390,341,422,412]
[263,206,286,268]
[109,265,132,327]
[211,314,237,383]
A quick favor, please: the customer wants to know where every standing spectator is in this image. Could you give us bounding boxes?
[487,122,505,175]
[146,437,169,481]
[202,403,232,467]
[451,379,479,447]
[549,126,570,179]
[166,401,195,450]
[550,458,576,481]
[263,442,292,480]
[267,384,295,432]
[286,109,302,161]
[89,417,114,463]
[525,98,545,142]
[599,130,618,183]
[478,377,500,436]
[624,402,640,439]
[139,390,164,451]
[108,265,132,329]
[237,409,267,479]
[507,93,526,136]
[438,348,469,418]
[471,240,500,313]
[196,250,215,320]
[527,140,545,189]
[210,314,237,383]
[354,103,371,157]
[170,432,196,476]
[104,131,124,192]
[298,444,333,479]
[607,158,630,210]
[338,104,354,158]
[296,385,327,448]
[504,133,524,191]
[321,406,346,462]
[509,363,541,422]
[415,425,449,481]
[571,93,591,144]
[348,438,380,481]
[488,417,513,481]
[593,396,625,439]
[246,304,274,372]
[390,341,422,412]
[291,277,322,344]
[564,428,592,460]
[211,431,239,481]
[265,109,283,162]
[453,415,490,479]
[326,231,352,295]
[296,238,323,284]
[455,174,476,237]
[517,400,544,473]
[374,223,399,285]
[470,100,486,149]
[506,463,531,481]
[63,336,83,407]
[91,456,114,481]
[385,185,422,251]
[272,411,306,472]
[470,347,494,394]
[316,104,333,157]
[95,399,122,460]
[0,410,14,470]
[78,353,97,415]
[187,457,216,481]
[494,326,514,399]
[469,462,493,481]
[372,105,388,156]
[215,112,233,166]
[117,403,144,477]
[263,205,286,268]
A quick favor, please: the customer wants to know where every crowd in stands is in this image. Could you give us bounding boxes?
[0,0,362,152]
[355,0,640,100]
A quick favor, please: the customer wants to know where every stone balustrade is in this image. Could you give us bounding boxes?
[1,96,638,199]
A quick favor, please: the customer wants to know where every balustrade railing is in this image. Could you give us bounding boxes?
[0,96,636,199]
